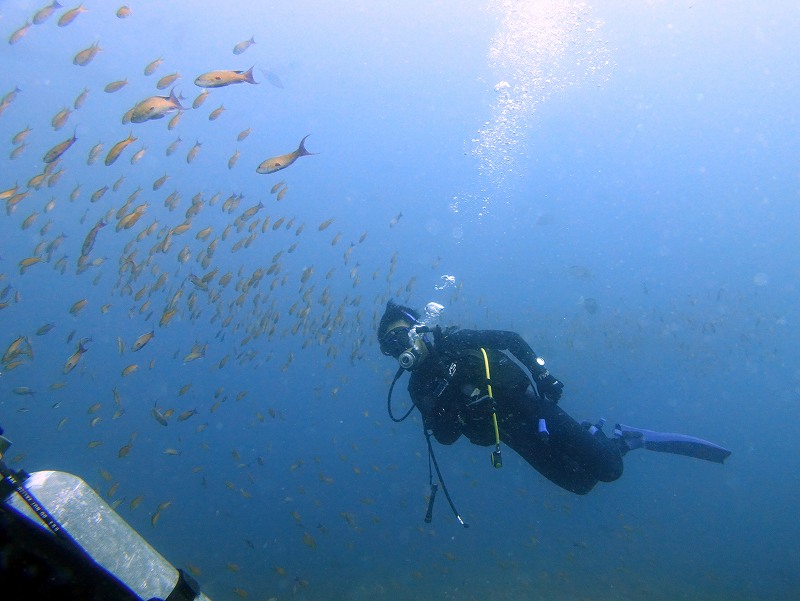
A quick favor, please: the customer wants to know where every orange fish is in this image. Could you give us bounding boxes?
[73,41,101,66]
[194,67,257,88]
[105,132,137,165]
[256,135,315,174]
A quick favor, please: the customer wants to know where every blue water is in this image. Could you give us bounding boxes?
[1,1,798,599]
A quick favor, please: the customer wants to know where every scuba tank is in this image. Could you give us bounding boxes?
[0,429,211,601]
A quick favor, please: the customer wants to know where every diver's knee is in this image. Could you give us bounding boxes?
[597,457,623,483]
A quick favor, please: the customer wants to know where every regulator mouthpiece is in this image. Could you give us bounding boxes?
[398,349,418,370]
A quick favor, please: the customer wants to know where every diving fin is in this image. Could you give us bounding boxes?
[614,423,731,464]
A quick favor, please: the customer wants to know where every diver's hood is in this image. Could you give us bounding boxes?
[377,301,420,341]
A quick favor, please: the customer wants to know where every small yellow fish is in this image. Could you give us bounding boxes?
[183,345,206,362]
[256,135,315,174]
[172,222,191,236]
[153,173,169,190]
[12,126,32,146]
[105,132,137,166]
[156,72,180,90]
[192,89,209,109]
[19,257,42,274]
[0,183,20,200]
[87,142,103,165]
[144,57,163,76]
[166,110,182,130]
[90,185,108,202]
[233,36,256,55]
[300,266,314,284]
[7,190,31,213]
[118,442,133,458]
[43,131,77,163]
[121,363,138,377]
[194,67,257,88]
[131,330,154,352]
[74,87,89,109]
[58,4,87,27]
[67,298,88,316]
[80,218,106,257]
[33,2,62,26]
[21,211,39,230]
[177,409,198,422]
[104,79,128,93]
[33,322,56,338]
[8,22,31,45]
[130,147,146,164]
[159,307,177,327]
[186,140,202,164]
[51,107,72,130]
[73,41,101,66]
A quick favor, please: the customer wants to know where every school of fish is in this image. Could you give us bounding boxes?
[0,4,451,600]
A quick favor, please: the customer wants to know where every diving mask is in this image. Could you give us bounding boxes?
[380,325,412,357]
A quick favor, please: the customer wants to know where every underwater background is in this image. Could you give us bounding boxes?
[1,1,798,599]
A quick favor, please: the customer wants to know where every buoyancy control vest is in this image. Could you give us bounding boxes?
[409,345,532,446]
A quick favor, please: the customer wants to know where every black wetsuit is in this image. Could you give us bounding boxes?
[408,327,623,495]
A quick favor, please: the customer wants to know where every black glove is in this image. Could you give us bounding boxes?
[534,371,563,402]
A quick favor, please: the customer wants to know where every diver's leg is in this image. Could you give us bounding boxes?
[498,387,623,494]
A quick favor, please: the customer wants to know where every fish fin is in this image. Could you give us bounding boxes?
[243,66,258,84]
[297,135,316,156]
[169,87,187,111]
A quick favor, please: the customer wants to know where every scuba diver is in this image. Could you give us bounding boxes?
[378,300,731,512]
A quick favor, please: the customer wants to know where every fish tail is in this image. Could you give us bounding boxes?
[169,87,187,111]
[243,66,258,84]
[297,135,314,156]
